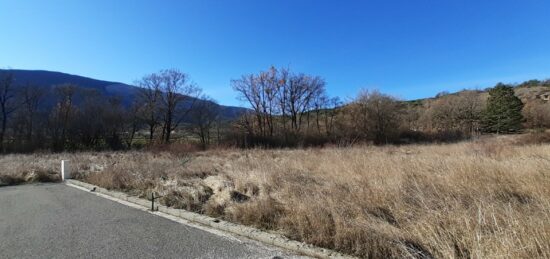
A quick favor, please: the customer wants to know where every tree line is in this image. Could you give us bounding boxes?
[230,67,540,147]
[0,69,222,152]
[231,66,341,146]
[0,67,547,152]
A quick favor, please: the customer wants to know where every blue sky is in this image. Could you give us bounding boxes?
[1,0,550,106]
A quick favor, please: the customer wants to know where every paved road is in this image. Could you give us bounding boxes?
[0,183,299,259]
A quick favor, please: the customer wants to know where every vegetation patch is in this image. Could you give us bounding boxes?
[1,137,549,258]
[0,168,60,187]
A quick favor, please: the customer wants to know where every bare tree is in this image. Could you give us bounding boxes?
[313,93,328,134]
[158,69,201,143]
[324,97,341,137]
[523,101,550,129]
[122,101,142,147]
[20,84,45,142]
[426,96,458,132]
[425,90,483,135]
[232,74,266,137]
[401,102,422,131]
[283,73,326,133]
[188,96,220,149]
[257,67,279,137]
[455,91,484,135]
[103,96,126,150]
[50,84,77,150]
[276,68,290,134]
[72,89,105,148]
[232,66,328,145]
[352,90,403,144]
[235,111,256,148]
[136,73,162,143]
[0,73,18,150]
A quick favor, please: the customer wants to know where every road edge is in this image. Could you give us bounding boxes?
[65,179,353,259]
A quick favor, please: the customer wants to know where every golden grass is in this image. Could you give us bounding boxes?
[2,138,549,258]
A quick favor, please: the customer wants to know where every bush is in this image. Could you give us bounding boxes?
[515,131,550,145]
[0,169,60,187]
[399,130,467,143]
[0,175,25,186]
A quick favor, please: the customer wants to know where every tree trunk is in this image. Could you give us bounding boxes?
[148,124,155,142]
[0,113,6,151]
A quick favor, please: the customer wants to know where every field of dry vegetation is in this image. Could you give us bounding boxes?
[1,136,549,258]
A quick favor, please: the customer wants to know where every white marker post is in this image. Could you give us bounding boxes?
[61,160,71,181]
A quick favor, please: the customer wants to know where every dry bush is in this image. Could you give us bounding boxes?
[0,169,59,186]
[226,196,284,230]
[1,138,549,258]
[0,154,61,186]
[515,131,550,145]
[85,169,135,190]
[0,174,26,186]
[32,168,61,183]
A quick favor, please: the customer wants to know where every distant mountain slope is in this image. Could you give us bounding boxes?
[0,69,248,120]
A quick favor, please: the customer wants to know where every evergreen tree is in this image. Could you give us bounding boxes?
[482,83,524,133]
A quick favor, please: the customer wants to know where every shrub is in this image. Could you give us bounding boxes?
[515,131,550,145]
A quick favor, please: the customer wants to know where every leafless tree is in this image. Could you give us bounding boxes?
[232,66,328,145]
[324,97,341,137]
[235,111,256,148]
[312,93,328,134]
[257,67,279,137]
[276,68,290,134]
[425,90,483,135]
[455,91,484,135]
[232,74,266,137]
[122,101,142,147]
[50,84,77,150]
[158,69,201,143]
[102,96,126,149]
[20,84,45,142]
[188,96,220,149]
[523,101,550,129]
[282,73,325,133]
[136,73,162,143]
[0,73,18,150]
[352,90,403,144]
[401,103,422,131]
[72,89,105,148]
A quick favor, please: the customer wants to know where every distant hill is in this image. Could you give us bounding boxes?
[0,69,248,120]
[405,80,550,107]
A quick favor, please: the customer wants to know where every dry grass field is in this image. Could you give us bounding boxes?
[1,136,549,258]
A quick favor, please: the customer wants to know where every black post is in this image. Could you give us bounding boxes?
[150,192,163,211]
[151,193,155,211]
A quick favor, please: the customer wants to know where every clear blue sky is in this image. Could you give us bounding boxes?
[2,0,550,106]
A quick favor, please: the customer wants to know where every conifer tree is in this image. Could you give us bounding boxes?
[482,83,524,133]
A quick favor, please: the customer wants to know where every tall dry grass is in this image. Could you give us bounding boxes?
[210,141,550,258]
[1,138,549,258]
[0,153,61,186]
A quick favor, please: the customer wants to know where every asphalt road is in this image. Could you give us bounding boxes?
[0,183,299,259]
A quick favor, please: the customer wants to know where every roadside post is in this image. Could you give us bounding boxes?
[61,160,71,181]
[150,192,163,211]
